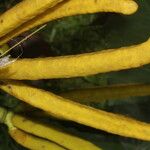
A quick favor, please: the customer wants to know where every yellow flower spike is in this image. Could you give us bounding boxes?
[12,115,101,150]
[0,38,150,80]
[60,84,150,103]
[10,129,66,150]
[0,107,67,150]
[0,106,101,149]
[0,0,64,38]
[0,0,138,45]
[1,81,150,141]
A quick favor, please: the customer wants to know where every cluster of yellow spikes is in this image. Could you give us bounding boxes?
[0,0,150,149]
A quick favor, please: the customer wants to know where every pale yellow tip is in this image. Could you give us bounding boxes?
[123,0,138,15]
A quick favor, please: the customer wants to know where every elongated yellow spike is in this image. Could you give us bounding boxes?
[10,129,66,150]
[0,107,66,150]
[0,0,138,45]
[0,38,149,80]
[0,0,64,38]
[1,81,150,141]
[12,115,101,150]
[60,84,150,103]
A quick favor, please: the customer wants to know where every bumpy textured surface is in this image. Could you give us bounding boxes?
[1,81,150,141]
[0,0,63,38]
[12,114,101,150]
[10,129,66,150]
[0,0,138,45]
[1,0,150,149]
[0,38,149,80]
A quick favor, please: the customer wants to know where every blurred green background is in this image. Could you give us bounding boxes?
[0,0,150,149]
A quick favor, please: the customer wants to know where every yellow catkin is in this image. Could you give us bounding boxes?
[0,0,138,45]
[12,115,101,150]
[0,38,150,80]
[60,84,150,103]
[1,81,150,141]
[0,107,65,150]
[10,129,66,150]
[0,0,64,38]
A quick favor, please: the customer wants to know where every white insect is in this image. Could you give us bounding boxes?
[0,55,15,67]
[0,24,46,68]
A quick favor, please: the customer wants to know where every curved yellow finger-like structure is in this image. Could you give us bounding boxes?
[0,107,101,149]
[0,0,63,38]
[0,38,149,80]
[12,115,101,150]
[0,0,138,45]
[10,129,66,150]
[1,81,150,141]
[0,107,66,150]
